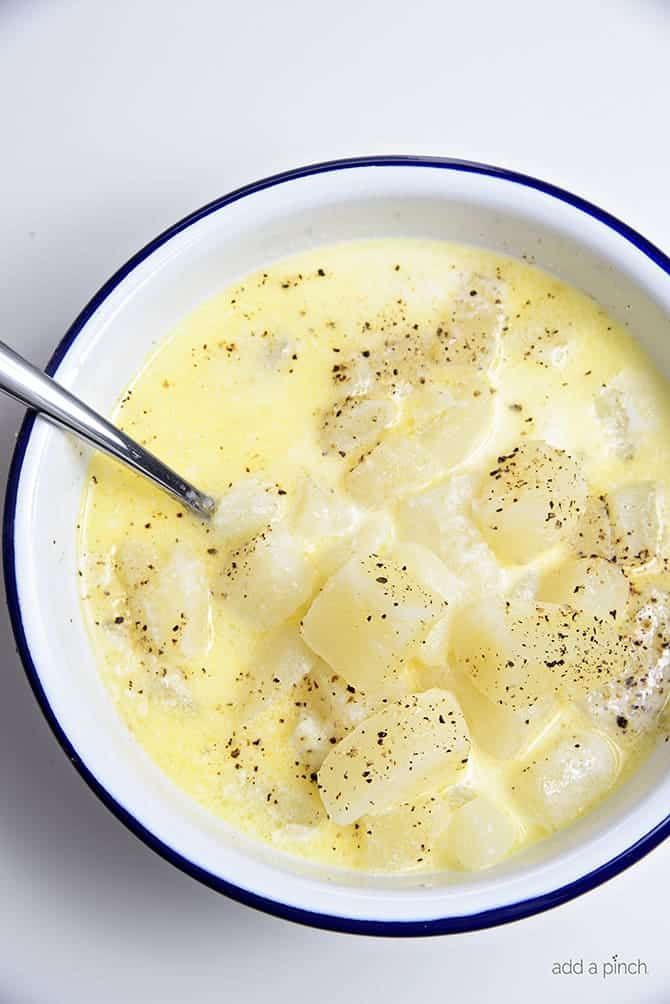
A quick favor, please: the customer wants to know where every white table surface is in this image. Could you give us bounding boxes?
[1,2,669,1001]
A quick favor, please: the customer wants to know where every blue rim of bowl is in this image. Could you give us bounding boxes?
[3,155,670,937]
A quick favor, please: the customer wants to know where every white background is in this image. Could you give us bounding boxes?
[1,2,669,1002]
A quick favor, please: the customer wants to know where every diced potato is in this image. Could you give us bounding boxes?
[395,542,464,605]
[317,511,396,581]
[317,689,470,824]
[406,368,495,467]
[609,481,661,566]
[503,317,576,369]
[220,525,315,629]
[396,475,503,593]
[223,704,325,827]
[473,440,587,563]
[301,552,445,695]
[272,785,326,827]
[304,660,372,736]
[390,543,461,669]
[362,330,435,395]
[345,372,494,508]
[403,366,493,425]
[450,599,554,710]
[513,730,619,829]
[574,494,615,560]
[433,274,505,370]
[361,796,450,871]
[319,395,399,460]
[328,330,434,399]
[290,473,360,542]
[594,372,656,462]
[90,557,194,708]
[236,770,324,828]
[344,430,442,507]
[450,669,557,760]
[450,598,625,709]
[582,585,670,739]
[239,624,316,718]
[594,386,635,461]
[213,475,284,545]
[447,796,518,870]
[115,541,211,659]
[538,557,630,621]
[574,483,661,568]
[289,668,383,775]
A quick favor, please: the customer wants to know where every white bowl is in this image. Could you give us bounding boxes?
[5,157,670,936]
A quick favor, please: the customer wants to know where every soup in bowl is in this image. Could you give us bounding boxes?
[5,157,670,934]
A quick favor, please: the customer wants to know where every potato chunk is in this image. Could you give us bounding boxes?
[574,483,661,567]
[397,474,503,593]
[319,395,399,460]
[345,371,494,507]
[301,552,445,694]
[303,660,371,735]
[317,510,396,582]
[239,624,316,719]
[538,556,630,621]
[406,370,495,466]
[115,541,211,660]
[450,598,625,710]
[344,432,441,507]
[326,329,435,400]
[213,475,284,546]
[574,494,615,560]
[220,526,315,629]
[513,730,619,829]
[226,734,325,828]
[361,796,450,871]
[289,666,372,772]
[450,600,553,710]
[473,440,587,563]
[451,669,557,760]
[609,481,661,566]
[447,796,518,870]
[594,385,635,461]
[290,474,360,542]
[395,542,464,605]
[433,274,505,371]
[583,585,670,739]
[317,690,470,824]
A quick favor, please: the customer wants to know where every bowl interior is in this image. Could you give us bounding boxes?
[8,162,670,930]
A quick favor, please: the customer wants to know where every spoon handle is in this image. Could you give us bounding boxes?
[0,340,215,518]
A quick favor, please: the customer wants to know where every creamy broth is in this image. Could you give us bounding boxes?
[79,241,670,874]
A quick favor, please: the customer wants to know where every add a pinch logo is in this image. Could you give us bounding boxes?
[551,955,649,979]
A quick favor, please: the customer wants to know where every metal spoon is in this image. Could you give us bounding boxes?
[0,339,216,518]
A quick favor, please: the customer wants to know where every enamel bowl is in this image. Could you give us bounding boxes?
[5,157,670,936]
